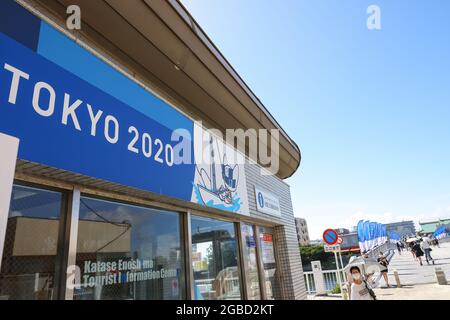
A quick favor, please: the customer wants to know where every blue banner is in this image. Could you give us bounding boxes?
[357,220,364,243]
[0,0,251,216]
[432,225,449,240]
[0,29,195,201]
[357,220,387,252]
[389,231,400,243]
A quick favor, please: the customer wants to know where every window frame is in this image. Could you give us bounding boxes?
[0,181,69,300]
[3,177,282,301]
[256,225,281,300]
[189,213,245,300]
[68,192,188,301]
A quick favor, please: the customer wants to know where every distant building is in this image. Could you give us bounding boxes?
[340,232,360,252]
[295,218,310,246]
[419,218,450,235]
[385,221,416,239]
[335,228,350,235]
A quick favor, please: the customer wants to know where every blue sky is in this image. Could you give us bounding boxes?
[181,0,450,239]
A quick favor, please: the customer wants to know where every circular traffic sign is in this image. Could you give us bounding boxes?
[323,229,339,245]
[337,236,343,244]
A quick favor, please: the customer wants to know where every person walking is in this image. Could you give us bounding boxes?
[411,241,424,266]
[420,237,435,265]
[409,241,416,260]
[348,266,376,300]
[396,242,402,255]
[377,252,390,287]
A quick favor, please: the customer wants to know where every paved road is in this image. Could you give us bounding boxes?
[384,241,450,286]
[374,283,450,300]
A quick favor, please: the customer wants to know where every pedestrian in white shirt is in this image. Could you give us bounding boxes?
[420,237,434,265]
[348,266,376,300]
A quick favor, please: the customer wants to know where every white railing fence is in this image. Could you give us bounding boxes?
[304,269,346,294]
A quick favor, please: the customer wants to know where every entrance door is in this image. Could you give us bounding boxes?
[190,215,242,300]
[258,226,280,300]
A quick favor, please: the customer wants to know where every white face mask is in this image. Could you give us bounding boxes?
[352,273,361,281]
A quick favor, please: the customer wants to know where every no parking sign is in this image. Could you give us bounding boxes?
[323,229,339,245]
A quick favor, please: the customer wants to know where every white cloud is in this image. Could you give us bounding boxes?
[431,206,450,218]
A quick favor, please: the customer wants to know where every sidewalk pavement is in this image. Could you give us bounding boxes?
[385,241,450,286]
[374,283,450,300]
[308,283,450,300]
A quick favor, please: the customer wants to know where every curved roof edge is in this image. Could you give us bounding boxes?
[27,0,301,178]
[168,0,301,178]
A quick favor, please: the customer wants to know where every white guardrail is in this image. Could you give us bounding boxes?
[304,269,346,294]
[303,242,395,295]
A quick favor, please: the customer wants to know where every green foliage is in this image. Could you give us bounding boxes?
[330,284,341,294]
[299,245,336,271]
[299,245,355,271]
[299,244,324,257]
[300,245,354,271]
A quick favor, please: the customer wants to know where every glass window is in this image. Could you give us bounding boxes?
[258,226,280,300]
[240,224,261,299]
[74,197,185,300]
[191,215,241,300]
[0,185,65,300]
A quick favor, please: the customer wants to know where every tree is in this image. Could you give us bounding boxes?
[299,245,336,271]
[300,245,355,271]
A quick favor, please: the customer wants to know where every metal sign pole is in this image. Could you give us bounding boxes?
[333,251,342,293]
[338,249,345,281]
[338,249,346,299]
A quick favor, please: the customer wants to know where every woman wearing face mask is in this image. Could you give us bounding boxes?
[349,266,376,300]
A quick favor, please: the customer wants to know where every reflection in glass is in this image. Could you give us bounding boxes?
[241,224,261,299]
[191,215,241,300]
[0,185,64,300]
[258,226,280,300]
[74,197,184,300]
